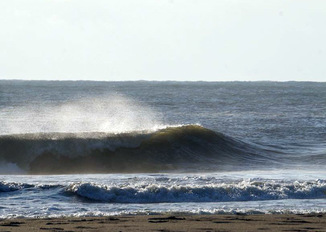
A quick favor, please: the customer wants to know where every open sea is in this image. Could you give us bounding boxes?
[0,80,326,218]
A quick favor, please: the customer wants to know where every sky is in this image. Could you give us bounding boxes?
[0,0,325,82]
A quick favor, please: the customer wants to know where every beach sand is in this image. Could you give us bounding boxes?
[0,214,325,232]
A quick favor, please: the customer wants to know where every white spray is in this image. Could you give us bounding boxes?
[0,94,165,135]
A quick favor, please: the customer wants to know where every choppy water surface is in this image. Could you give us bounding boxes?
[0,81,326,217]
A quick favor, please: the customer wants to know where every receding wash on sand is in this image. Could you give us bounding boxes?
[1,81,326,231]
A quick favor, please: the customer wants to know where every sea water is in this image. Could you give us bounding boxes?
[0,81,326,218]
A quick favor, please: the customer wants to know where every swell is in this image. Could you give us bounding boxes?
[0,125,277,174]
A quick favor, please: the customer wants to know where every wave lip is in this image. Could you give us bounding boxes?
[66,180,326,203]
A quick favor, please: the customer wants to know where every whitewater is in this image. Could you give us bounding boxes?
[0,80,326,218]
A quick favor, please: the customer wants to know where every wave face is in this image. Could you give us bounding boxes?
[0,125,274,174]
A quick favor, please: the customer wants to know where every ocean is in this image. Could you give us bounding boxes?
[0,80,326,218]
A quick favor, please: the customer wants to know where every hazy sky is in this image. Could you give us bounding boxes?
[0,0,325,81]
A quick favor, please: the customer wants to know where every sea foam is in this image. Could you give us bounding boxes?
[66,180,326,203]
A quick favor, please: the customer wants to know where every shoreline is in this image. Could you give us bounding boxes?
[1,214,326,232]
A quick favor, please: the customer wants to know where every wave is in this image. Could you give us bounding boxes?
[0,181,63,193]
[0,125,277,174]
[2,179,326,203]
[0,181,33,192]
[66,180,326,203]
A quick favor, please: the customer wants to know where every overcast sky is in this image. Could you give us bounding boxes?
[0,0,325,81]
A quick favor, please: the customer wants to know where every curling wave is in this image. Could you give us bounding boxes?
[0,125,275,174]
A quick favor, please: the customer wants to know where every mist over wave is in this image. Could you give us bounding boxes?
[0,94,165,135]
[0,162,25,175]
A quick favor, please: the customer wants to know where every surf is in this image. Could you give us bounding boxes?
[0,125,278,174]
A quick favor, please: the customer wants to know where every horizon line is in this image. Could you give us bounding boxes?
[1,79,326,83]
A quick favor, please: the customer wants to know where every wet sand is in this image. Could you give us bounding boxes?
[1,214,326,232]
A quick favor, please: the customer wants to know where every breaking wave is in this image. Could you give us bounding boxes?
[0,125,277,174]
[0,181,34,192]
[64,180,326,203]
[2,179,326,203]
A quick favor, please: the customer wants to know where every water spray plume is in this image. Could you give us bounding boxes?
[0,94,164,135]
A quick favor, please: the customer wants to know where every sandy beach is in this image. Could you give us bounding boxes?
[1,214,326,232]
